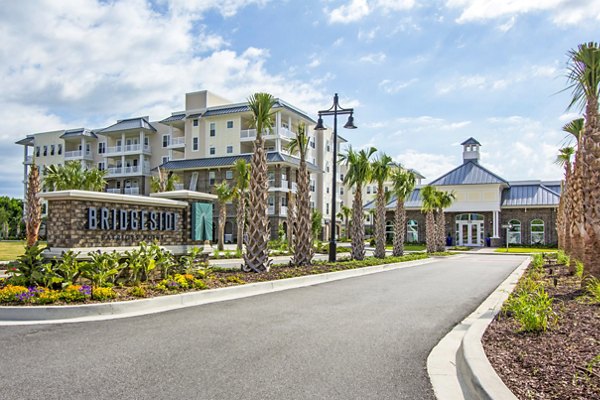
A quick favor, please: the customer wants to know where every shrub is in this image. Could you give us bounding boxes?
[556,250,570,266]
[123,242,157,284]
[128,286,147,298]
[575,261,584,279]
[81,251,122,287]
[505,286,556,333]
[585,277,600,304]
[193,279,207,289]
[92,287,117,301]
[56,250,82,285]
[225,275,245,284]
[531,253,544,271]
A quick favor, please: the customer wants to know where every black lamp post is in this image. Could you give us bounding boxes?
[314,93,357,262]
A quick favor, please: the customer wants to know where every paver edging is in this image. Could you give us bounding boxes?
[0,256,439,325]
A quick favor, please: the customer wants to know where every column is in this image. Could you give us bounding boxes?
[492,210,499,238]
[275,111,281,136]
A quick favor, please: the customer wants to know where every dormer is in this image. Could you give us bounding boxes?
[461,137,481,164]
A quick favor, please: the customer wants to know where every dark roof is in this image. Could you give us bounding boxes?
[15,136,34,146]
[99,117,156,134]
[184,99,317,123]
[202,106,249,117]
[60,128,97,139]
[461,137,481,146]
[429,161,508,186]
[160,152,321,173]
[502,183,561,207]
[186,113,203,119]
[160,113,186,123]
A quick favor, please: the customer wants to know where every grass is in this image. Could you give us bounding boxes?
[0,241,27,262]
[495,247,558,254]
[384,244,426,251]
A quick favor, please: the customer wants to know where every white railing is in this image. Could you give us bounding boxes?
[106,146,122,155]
[169,137,186,147]
[267,206,275,215]
[106,144,151,155]
[106,166,150,176]
[106,188,120,194]
[278,127,296,139]
[280,206,288,216]
[291,182,297,192]
[174,183,184,190]
[124,187,140,195]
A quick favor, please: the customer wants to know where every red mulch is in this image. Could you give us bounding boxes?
[482,259,600,400]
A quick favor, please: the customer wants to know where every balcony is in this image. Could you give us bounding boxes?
[267,206,288,216]
[268,179,297,192]
[124,187,140,195]
[106,144,152,156]
[106,166,151,177]
[174,183,184,190]
[240,126,297,142]
[167,136,186,150]
[24,156,33,165]
[64,150,93,160]
[106,188,120,194]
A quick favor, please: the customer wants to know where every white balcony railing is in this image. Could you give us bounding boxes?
[280,206,288,216]
[106,144,151,155]
[268,179,297,192]
[240,126,297,141]
[106,188,120,194]
[168,137,186,147]
[106,166,150,176]
[124,187,140,195]
[64,150,93,160]
[174,183,184,190]
[267,206,275,215]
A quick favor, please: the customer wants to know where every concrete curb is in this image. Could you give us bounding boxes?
[427,256,530,400]
[0,256,440,326]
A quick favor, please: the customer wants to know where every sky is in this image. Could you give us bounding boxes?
[1,0,599,198]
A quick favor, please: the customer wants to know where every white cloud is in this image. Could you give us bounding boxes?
[394,150,458,183]
[378,78,418,93]
[395,116,472,131]
[358,27,379,42]
[359,52,387,64]
[376,0,416,13]
[328,0,371,24]
[497,16,516,32]
[558,112,581,122]
[446,0,600,26]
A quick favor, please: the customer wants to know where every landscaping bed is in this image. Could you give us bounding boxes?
[483,254,600,400]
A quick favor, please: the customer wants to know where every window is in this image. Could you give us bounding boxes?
[193,119,199,127]
[326,187,330,194]
[98,142,106,154]
[227,120,233,129]
[210,122,216,137]
[310,139,316,149]
[367,186,371,194]
[209,171,215,185]
[209,147,216,155]
[310,201,315,210]
[162,135,170,148]
[86,143,91,154]
[326,140,331,152]
[43,146,48,156]
[531,219,544,244]
[326,203,329,214]
[97,162,105,171]
[507,219,521,244]
[50,145,55,156]
[192,137,199,151]
[226,170,233,180]
[226,145,233,154]
[162,156,169,165]
[407,220,419,243]
[57,144,62,155]
[340,187,344,195]
[326,162,330,173]
[36,146,40,157]
[340,174,344,182]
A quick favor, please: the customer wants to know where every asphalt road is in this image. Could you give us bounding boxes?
[0,254,525,400]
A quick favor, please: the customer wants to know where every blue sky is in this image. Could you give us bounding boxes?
[1,0,599,198]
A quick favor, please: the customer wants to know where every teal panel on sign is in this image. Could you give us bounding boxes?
[192,202,213,241]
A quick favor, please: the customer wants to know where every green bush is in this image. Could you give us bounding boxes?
[81,251,122,287]
[58,285,90,302]
[531,253,544,271]
[128,286,147,298]
[575,261,584,279]
[585,277,600,304]
[56,250,82,286]
[92,287,117,301]
[505,286,556,332]
[556,250,570,266]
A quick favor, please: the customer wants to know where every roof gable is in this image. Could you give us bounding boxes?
[99,117,156,134]
[461,137,481,146]
[429,161,508,186]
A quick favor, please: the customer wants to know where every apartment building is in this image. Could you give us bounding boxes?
[17,90,344,241]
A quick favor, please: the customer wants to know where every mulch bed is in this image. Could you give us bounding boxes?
[482,259,600,400]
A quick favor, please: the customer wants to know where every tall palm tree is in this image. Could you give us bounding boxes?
[243,92,276,272]
[371,153,394,258]
[340,146,377,260]
[337,205,352,239]
[435,190,456,252]
[44,161,107,191]
[233,158,251,252]
[288,122,313,266]
[421,185,439,254]
[215,181,237,251]
[566,42,600,277]
[562,119,585,262]
[555,146,575,251]
[151,167,179,193]
[25,164,42,247]
[390,167,416,256]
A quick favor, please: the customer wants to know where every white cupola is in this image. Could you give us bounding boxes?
[461,137,481,164]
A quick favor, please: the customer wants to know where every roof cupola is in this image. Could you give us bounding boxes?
[461,137,481,164]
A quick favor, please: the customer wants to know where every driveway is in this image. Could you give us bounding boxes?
[0,254,525,400]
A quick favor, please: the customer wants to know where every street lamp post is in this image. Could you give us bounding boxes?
[314,93,357,262]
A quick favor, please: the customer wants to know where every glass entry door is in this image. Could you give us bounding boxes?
[456,221,484,246]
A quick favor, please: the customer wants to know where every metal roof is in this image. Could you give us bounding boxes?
[160,113,186,123]
[429,161,508,186]
[60,128,97,139]
[160,152,321,173]
[461,137,481,146]
[15,136,34,146]
[99,117,157,134]
[501,184,561,207]
[195,99,316,123]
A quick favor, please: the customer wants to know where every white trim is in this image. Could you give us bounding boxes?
[150,190,217,201]
[40,190,188,207]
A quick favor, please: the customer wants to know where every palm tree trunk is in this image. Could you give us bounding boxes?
[26,165,42,247]
[236,194,245,252]
[569,142,586,269]
[374,185,386,258]
[436,210,446,252]
[426,211,436,254]
[582,97,600,277]
[287,192,295,252]
[393,199,405,256]
[218,203,226,251]
[351,186,365,260]
[292,159,313,266]
[243,135,272,272]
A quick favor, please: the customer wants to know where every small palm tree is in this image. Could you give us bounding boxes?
[390,167,416,256]
[371,153,394,258]
[340,146,377,260]
[215,181,237,251]
[421,185,439,254]
[243,92,276,272]
[233,159,251,252]
[151,167,180,193]
[337,205,352,239]
[435,190,456,251]
[44,161,107,191]
[288,122,313,266]
[565,42,600,277]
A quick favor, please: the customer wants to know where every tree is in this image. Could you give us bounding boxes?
[288,122,313,266]
[370,153,394,258]
[233,158,250,253]
[435,190,456,252]
[340,146,377,260]
[243,92,276,272]
[26,164,42,247]
[565,42,600,277]
[337,205,352,239]
[311,210,323,241]
[390,167,416,256]
[43,161,106,191]
[555,146,575,251]
[421,185,439,254]
[0,197,24,239]
[151,167,179,193]
[214,181,236,251]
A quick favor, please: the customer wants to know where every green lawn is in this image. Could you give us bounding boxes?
[385,244,426,251]
[0,241,27,261]
[494,247,558,254]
